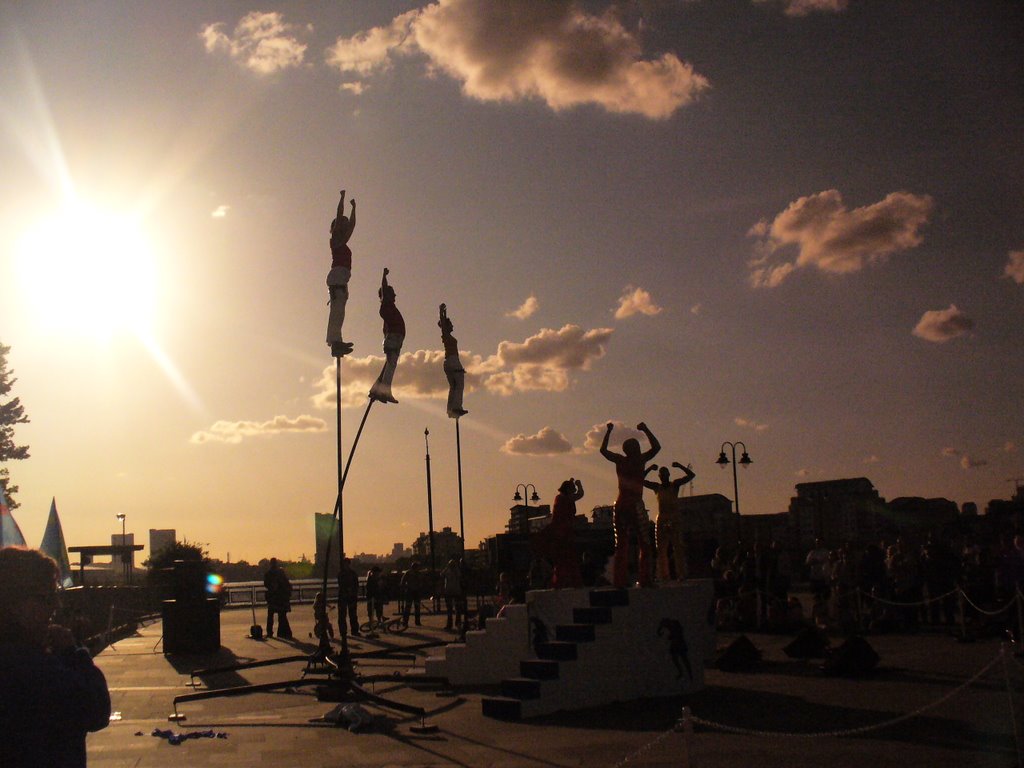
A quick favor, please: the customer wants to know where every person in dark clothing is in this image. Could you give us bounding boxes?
[0,547,110,768]
[364,565,385,626]
[401,562,423,627]
[263,558,292,638]
[337,557,360,636]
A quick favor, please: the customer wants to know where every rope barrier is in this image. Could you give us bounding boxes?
[689,650,1004,738]
[610,646,1018,765]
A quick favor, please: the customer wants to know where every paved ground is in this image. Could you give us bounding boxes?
[87,605,1022,767]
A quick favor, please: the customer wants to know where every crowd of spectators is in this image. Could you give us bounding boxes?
[709,533,1024,638]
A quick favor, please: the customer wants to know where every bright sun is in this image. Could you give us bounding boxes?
[15,202,158,338]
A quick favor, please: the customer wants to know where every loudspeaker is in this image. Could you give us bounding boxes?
[162,598,221,655]
[715,634,761,672]
[784,626,830,659]
[822,634,879,676]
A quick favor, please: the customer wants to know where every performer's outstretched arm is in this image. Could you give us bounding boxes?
[599,423,618,462]
[638,422,661,462]
[672,461,696,491]
[573,478,585,502]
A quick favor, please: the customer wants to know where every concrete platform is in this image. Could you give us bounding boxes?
[86,605,1020,767]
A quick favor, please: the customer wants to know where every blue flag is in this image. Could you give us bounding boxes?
[0,485,27,548]
[40,498,74,588]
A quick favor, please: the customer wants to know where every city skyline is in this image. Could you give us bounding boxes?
[1,1,1021,562]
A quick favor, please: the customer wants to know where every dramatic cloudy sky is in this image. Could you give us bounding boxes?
[1,1,1021,562]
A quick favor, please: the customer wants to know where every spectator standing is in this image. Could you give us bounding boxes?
[805,539,831,600]
[263,558,292,639]
[0,547,111,768]
[337,557,360,637]
[440,559,464,630]
[364,566,385,626]
[401,562,423,627]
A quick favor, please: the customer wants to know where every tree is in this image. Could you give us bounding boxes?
[0,342,30,509]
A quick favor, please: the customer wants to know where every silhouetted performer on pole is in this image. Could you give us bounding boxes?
[439,304,468,418]
[601,422,660,588]
[369,268,403,403]
[644,462,695,581]
[326,190,355,358]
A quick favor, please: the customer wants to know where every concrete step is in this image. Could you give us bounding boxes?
[589,588,629,607]
[481,695,522,720]
[573,606,613,624]
[536,640,577,661]
[555,623,596,642]
[520,659,560,680]
[500,677,542,700]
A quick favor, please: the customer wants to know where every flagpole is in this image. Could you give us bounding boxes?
[424,428,436,579]
[455,416,465,558]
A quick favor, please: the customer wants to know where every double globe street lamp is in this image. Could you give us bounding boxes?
[716,441,752,542]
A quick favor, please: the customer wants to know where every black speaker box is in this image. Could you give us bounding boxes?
[822,634,879,676]
[162,598,221,655]
[715,634,761,672]
[784,626,830,659]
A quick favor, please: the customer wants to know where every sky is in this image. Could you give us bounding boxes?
[0,0,1022,564]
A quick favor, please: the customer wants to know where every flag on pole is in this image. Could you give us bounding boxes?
[40,497,74,588]
[0,484,27,548]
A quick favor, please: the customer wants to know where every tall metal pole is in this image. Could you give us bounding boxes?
[424,428,437,578]
[455,417,465,557]
[336,357,344,563]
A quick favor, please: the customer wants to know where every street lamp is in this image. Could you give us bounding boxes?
[115,513,128,584]
[716,442,752,542]
[512,484,540,506]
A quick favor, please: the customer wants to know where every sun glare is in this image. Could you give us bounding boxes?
[15,202,158,338]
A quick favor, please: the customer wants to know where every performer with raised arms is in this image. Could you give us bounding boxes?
[326,190,356,357]
[644,462,695,581]
[601,422,660,588]
[369,268,403,404]
[439,303,468,418]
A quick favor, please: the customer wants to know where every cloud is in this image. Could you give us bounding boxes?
[748,189,933,288]
[690,303,702,316]
[1005,250,1024,284]
[200,12,310,74]
[310,324,613,407]
[912,304,975,343]
[211,205,230,218]
[501,426,573,455]
[325,0,709,119]
[1005,441,1018,453]
[795,468,811,477]
[191,414,326,445]
[863,455,880,464]
[960,455,988,470]
[613,286,663,319]
[941,446,960,458]
[734,417,768,432]
[581,421,644,453]
[506,295,539,320]
[754,0,849,16]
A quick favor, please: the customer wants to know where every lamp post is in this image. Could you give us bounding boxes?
[716,442,752,543]
[115,513,128,584]
[512,484,540,535]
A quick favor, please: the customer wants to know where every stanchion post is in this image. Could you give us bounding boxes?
[958,589,968,641]
[680,706,693,768]
[1016,588,1024,653]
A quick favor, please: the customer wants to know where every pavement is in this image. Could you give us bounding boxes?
[87,605,1022,767]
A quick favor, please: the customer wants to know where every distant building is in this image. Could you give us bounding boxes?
[149,529,175,560]
[507,503,552,534]
[412,526,463,570]
[787,478,887,548]
[887,497,959,537]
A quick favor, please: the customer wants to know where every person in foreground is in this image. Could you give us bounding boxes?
[0,546,111,768]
